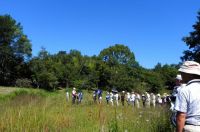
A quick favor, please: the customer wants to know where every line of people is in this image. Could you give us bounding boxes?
[105,91,170,108]
[66,87,171,108]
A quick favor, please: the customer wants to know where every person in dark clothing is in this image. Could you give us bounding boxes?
[121,91,126,106]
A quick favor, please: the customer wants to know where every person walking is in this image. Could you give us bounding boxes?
[106,92,110,105]
[72,87,77,104]
[77,90,83,104]
[97,89,103,104]
[115,92,119,106]
[156,93,162,106]
[150,93,156,108]
[145,92,150,108]
[135,93,141,108]
[170,75,183,109]
[121,91,126,106]
[175,61,200,132]
[126,92,131,105]
[110,92,114,106]
[141,94,146,107]
[93,90,97,103]
[130,92,136,107]
[66,88,69,102]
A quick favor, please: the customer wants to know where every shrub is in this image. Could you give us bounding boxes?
[15,78,32,88]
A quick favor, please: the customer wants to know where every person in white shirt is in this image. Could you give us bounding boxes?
[161,93,167,106]
[145,92,150,108]
[72,87,77,104]
[66,89,69,102]
[135,93,141,108]
[170,74,183,111]
[156,93,162,106]
[175,61,200,132]
[150,93,156,108]
[126,92,131,105]
[115,93,119,106]
[110,92,114,106]
[130,92,136,107]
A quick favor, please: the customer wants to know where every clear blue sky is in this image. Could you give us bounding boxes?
[0,0,200,68]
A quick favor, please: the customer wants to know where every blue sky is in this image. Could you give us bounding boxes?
[0,0,200,68]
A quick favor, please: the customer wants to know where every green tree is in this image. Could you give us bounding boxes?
[181,11,200,63]
[0,15,32,85]
[99,44,140,91]
[99,44,137,67]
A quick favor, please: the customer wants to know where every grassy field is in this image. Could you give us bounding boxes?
[0,87,174,132]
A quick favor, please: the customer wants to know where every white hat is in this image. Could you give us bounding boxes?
[175,74,182,80]
[178,61,200,76]
[73,87,76,90]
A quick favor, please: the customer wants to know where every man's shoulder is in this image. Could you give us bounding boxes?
[178,86,189,96]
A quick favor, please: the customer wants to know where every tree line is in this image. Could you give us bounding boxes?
[0,11,199,92]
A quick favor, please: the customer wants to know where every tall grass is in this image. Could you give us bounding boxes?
[0,88,174,132]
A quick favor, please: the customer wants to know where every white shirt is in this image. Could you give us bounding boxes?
[146,93,150,101]
[72,90,76,96]
[115,93,118,100]
[175,79,200,125]
[130,94,135,102]
[127,94,130,100]
[151,94,156,100]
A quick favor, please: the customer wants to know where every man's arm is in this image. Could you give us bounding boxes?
[176,111,186,132]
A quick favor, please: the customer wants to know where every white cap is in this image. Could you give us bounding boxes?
[178,61,200,76]
[73,87,76,90]
[175,74,182,80]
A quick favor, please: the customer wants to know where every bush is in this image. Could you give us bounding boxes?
[15,78,32,88]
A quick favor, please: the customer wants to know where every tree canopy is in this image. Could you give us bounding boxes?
[0,15,32,85]
[182,11,200,63]
[0,14,180,93]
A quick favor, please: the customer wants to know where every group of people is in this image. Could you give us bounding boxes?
[66,87,171,108]
[104,91,170,108]
[66,87,83,104]
[66,61,200,132]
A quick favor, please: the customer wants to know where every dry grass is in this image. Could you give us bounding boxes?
[0,88,174,132]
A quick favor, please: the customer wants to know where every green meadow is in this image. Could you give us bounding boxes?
[0,87,174,132]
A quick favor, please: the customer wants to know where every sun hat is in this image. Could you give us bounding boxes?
[178,61,200,76]
[175,74,182,80]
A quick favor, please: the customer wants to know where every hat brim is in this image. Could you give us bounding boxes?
[179,69,200,76]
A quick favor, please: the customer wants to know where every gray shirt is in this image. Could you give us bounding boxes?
[175,79,200,125]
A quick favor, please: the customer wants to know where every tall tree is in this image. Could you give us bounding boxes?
[99,44,137,67]
[0,15,32,85]
[181,11,200,63]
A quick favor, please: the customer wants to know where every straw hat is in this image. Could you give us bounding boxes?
[179,61,200,76]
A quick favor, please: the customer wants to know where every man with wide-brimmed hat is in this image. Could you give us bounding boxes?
[175,61,200,132]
